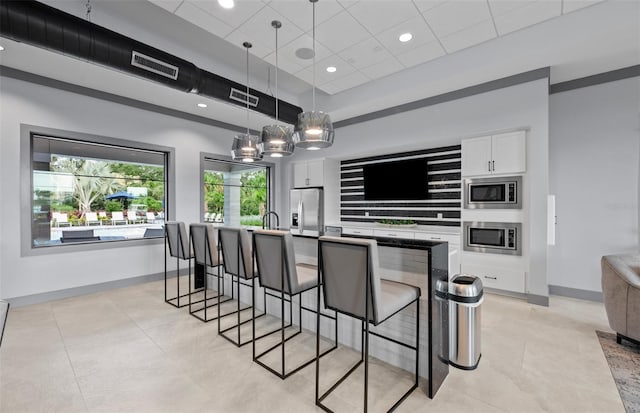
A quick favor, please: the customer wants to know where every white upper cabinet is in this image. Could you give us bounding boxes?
[293,159,324,188]
[462,131,526,177]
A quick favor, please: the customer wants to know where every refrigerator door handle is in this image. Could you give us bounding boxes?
[298,200,303,235]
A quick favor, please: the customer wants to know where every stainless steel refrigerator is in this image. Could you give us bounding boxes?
[290,188,323,237]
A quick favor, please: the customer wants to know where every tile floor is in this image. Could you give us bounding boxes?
[0,279,624,412]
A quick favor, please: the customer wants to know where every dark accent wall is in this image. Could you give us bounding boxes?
[340,145,462,227]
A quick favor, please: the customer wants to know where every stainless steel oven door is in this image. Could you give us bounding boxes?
[463,222,522,256]
[464,176,522,209]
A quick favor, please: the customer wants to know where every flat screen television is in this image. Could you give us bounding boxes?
[363,158,429,201]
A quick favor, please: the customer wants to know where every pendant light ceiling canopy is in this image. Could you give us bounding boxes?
[293,0,335,151]
[259,20,294,158]
[231,41,263,163]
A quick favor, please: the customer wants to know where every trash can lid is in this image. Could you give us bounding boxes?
[449,274,483,298]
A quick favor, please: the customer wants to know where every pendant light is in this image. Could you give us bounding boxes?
[292,0,334,150]
[259,20,294,158]
[231,42,262,163]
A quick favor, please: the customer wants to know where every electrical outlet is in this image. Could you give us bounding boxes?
[437,212,443,220]
[365,211,369,217]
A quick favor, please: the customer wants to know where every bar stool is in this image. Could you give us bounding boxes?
[218,227,264,347]
[0,299,9,348]
[316,236,421,413]
[252,230,337,379]
[188,223,229,322]
[164,221,194,308]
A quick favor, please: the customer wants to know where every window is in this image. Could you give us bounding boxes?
[201,156,272,228]
[30,133,169,247]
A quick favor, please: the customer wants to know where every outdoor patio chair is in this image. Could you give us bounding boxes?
[127,210,143,224]
[111,211,126,225]
[55,212,71,227]
[85,212,101,226]
[146,212,156,223]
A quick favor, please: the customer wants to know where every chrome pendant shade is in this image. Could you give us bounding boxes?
[292,111,334,150]
[231,133,261,162]
[231,41,263,163]
[259,20,294,158]
[293,0,334,151]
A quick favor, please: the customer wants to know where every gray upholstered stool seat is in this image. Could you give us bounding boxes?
[218,227,264,347]
[189,223,228,322]
[164,221,195,308]
[252,230,337,379]
[316,236,421,412]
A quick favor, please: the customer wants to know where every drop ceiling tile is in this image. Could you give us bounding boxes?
[440,19,496,53]
[413,0,448,12]
[226,31,270,59]
[493,0,562,35]
[337,37,392,70]
[268,0,344,32]
[346,1,418,35]
[316,82,342,95]
[337,0,360,9]
[487,0,536,17]
[189,0,266,28]
[562,0,604,14]
[295,55,357,85]
[231,6,304,54]
[148,0,183,13]
[376,16,437,55]
[314,11,371,53]
[394,40,445,67]
[422,1,493,38]
[262,51,306,74]
[324,71,370,92]
[278,34,333,70]
[174,2,236,38]
[359,57,405,80]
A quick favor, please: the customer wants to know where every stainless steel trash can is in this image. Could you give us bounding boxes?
[449,274,483,370]
[435,278,449,365]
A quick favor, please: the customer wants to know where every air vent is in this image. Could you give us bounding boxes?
[131,51,179,80]
[229,88,259,107]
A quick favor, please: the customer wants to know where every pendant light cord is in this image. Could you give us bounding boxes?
[312,0,316,112]
[245,44,250,136]
[85,0,91,21]
[275,25,279,124]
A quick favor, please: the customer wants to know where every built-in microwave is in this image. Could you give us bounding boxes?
[463,176,522,209]
[463,221,522,256]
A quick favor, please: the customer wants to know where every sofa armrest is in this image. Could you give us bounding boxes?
[602,255,640,288]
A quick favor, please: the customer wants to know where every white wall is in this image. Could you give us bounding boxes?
[0,77,246,299]
[549,77,640,293]
[280,79,550,299]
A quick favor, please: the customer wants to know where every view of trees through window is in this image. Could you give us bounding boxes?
[31,135,167,247]
[203,164,268,227]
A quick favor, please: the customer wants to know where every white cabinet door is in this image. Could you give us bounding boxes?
[293,162,308,188]
[460,263,526,293]
[306,160,324,187]
[461,136,492,177]
[492,131,526,175]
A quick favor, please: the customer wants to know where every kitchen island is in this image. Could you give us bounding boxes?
[292,233,449,399]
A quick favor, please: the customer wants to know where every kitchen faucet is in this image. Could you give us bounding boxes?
[262,211,280,230]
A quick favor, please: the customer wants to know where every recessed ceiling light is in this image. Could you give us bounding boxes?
[399,33,413,43]
[218,0,234,9]
[197,103,208,108]
[0,45,4,51]
[295,47,315,60]
[326,66,337,73]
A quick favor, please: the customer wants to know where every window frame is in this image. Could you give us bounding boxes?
[20,124,176,256]
[199,152,276,226]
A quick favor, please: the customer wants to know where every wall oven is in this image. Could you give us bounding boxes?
[463,221,522,256]
[463,176,522,209]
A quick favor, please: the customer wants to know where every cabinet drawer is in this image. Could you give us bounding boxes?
[343,227,373,236]
[460,264,525,293]
[414,232,460,245]
[373,229,414,239]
